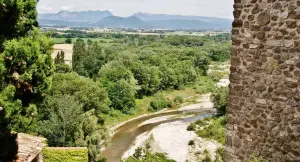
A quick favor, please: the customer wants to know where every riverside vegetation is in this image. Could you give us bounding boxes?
[0,0,231,161]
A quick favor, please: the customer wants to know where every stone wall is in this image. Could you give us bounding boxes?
[226,0,300,161]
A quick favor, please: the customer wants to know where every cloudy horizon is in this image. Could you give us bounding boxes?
[37,0,234,19]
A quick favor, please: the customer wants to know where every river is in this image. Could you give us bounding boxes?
[101,108,215,162]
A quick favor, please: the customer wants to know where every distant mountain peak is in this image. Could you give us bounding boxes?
[38,10,232,30]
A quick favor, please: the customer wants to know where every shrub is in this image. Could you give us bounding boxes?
[43,147,88,162]
[195,117,226,144]
[188,140,195,146]
[187,123,196,131]
[202,149,212,162]
[148,94,171,112]
[246,155,268,162]
[55,64,72,73]
[211,87,228,116]
[173,95,184,104]
[65,38,72,44]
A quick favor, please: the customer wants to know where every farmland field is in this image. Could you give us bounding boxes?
[51,38,116,47]
[51,44,73,67]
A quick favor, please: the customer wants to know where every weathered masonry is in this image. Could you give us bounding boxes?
[226,0,300,161]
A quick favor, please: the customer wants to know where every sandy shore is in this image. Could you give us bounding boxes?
[121,93,216,162]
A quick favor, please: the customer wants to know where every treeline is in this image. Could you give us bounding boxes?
[72,38,211,113]
[0,1,231,161]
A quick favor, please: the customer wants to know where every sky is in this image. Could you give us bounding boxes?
[37,0,234,19]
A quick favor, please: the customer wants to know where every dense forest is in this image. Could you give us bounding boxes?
[47,33,231,161]
[0,0,231,161]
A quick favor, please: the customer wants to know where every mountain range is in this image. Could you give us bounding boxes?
[38,10,232,30]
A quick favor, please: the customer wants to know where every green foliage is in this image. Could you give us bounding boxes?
[194,76,216,94]
[214,147,224,162]
[98,61,137,114]
[246,155,268,162]
[65,38,72,44]
[148,93,171,112]
[173,95,184,104]
[211,87,228,116]
[74,110,109,161]
[72,39,87,76]
[54,50,65,64]
[50,73,110,116]
[38,94,83,147]
[43,147,88,162]
[133,147,143,158]
[187,123,196,131]
[0,0,38,51]
[122,150,175,162]
[55,64,72,73]
[107,79,136,114]
[134,65,162,96]
[0,29,54,132]
[202,149,212,162]
[205,43,231,62]
[208,71,224,83]
[188,140,195,146]
[40,73,111,161]
[194,116,227,144]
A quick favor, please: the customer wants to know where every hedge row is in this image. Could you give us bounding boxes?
[43,147,88,162]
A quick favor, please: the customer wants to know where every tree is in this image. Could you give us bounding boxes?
[123,151,175,162]
[50,73,111,118]
[55,64,72,73]
[107,79,136,114]
[82,42,107,78]
[72,39,86,76]
[74,110,109,162]
[0,29,55,132]
[133,65,162,96]
[0,0,38,51]
[65,38,72,44]
[54,50,65,64]
[211,87,229,116]
[38,94,83,147]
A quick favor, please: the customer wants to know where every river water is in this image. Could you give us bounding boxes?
[101,108,215,162]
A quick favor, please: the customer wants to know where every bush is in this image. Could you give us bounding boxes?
[211,87,228,116]
[173,95,184,104]
[188,140,195,146]
[43,147,88,162]
[65,38,72,44]
[202,149,212,162]
[187,123,196,131]
[195,117,226,144]
[246,155,268,162]
[55,64,72,73]
[148,94,171,112]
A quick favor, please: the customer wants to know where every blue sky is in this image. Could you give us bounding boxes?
[37,0,234,19]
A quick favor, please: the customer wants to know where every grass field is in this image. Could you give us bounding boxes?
[51,38,116,47]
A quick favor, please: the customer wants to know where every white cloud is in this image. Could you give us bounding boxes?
[38,5,53,12]
[60,5,74,10]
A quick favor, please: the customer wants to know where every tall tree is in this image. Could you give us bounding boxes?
[0,29,55,132]
[0,0,38,51]
[38,94,83,147]
[54,50,65,64]
[72,39,86,76]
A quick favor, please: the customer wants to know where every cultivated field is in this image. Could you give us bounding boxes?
[51,44,73,67]
[52,38,115,47]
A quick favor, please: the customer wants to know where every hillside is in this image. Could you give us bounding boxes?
[39,10,113,22]
[38,10,232,30]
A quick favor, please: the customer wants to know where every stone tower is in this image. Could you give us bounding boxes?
[226,0,300,161]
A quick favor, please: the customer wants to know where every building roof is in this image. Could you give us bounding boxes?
[15,133,46,162]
